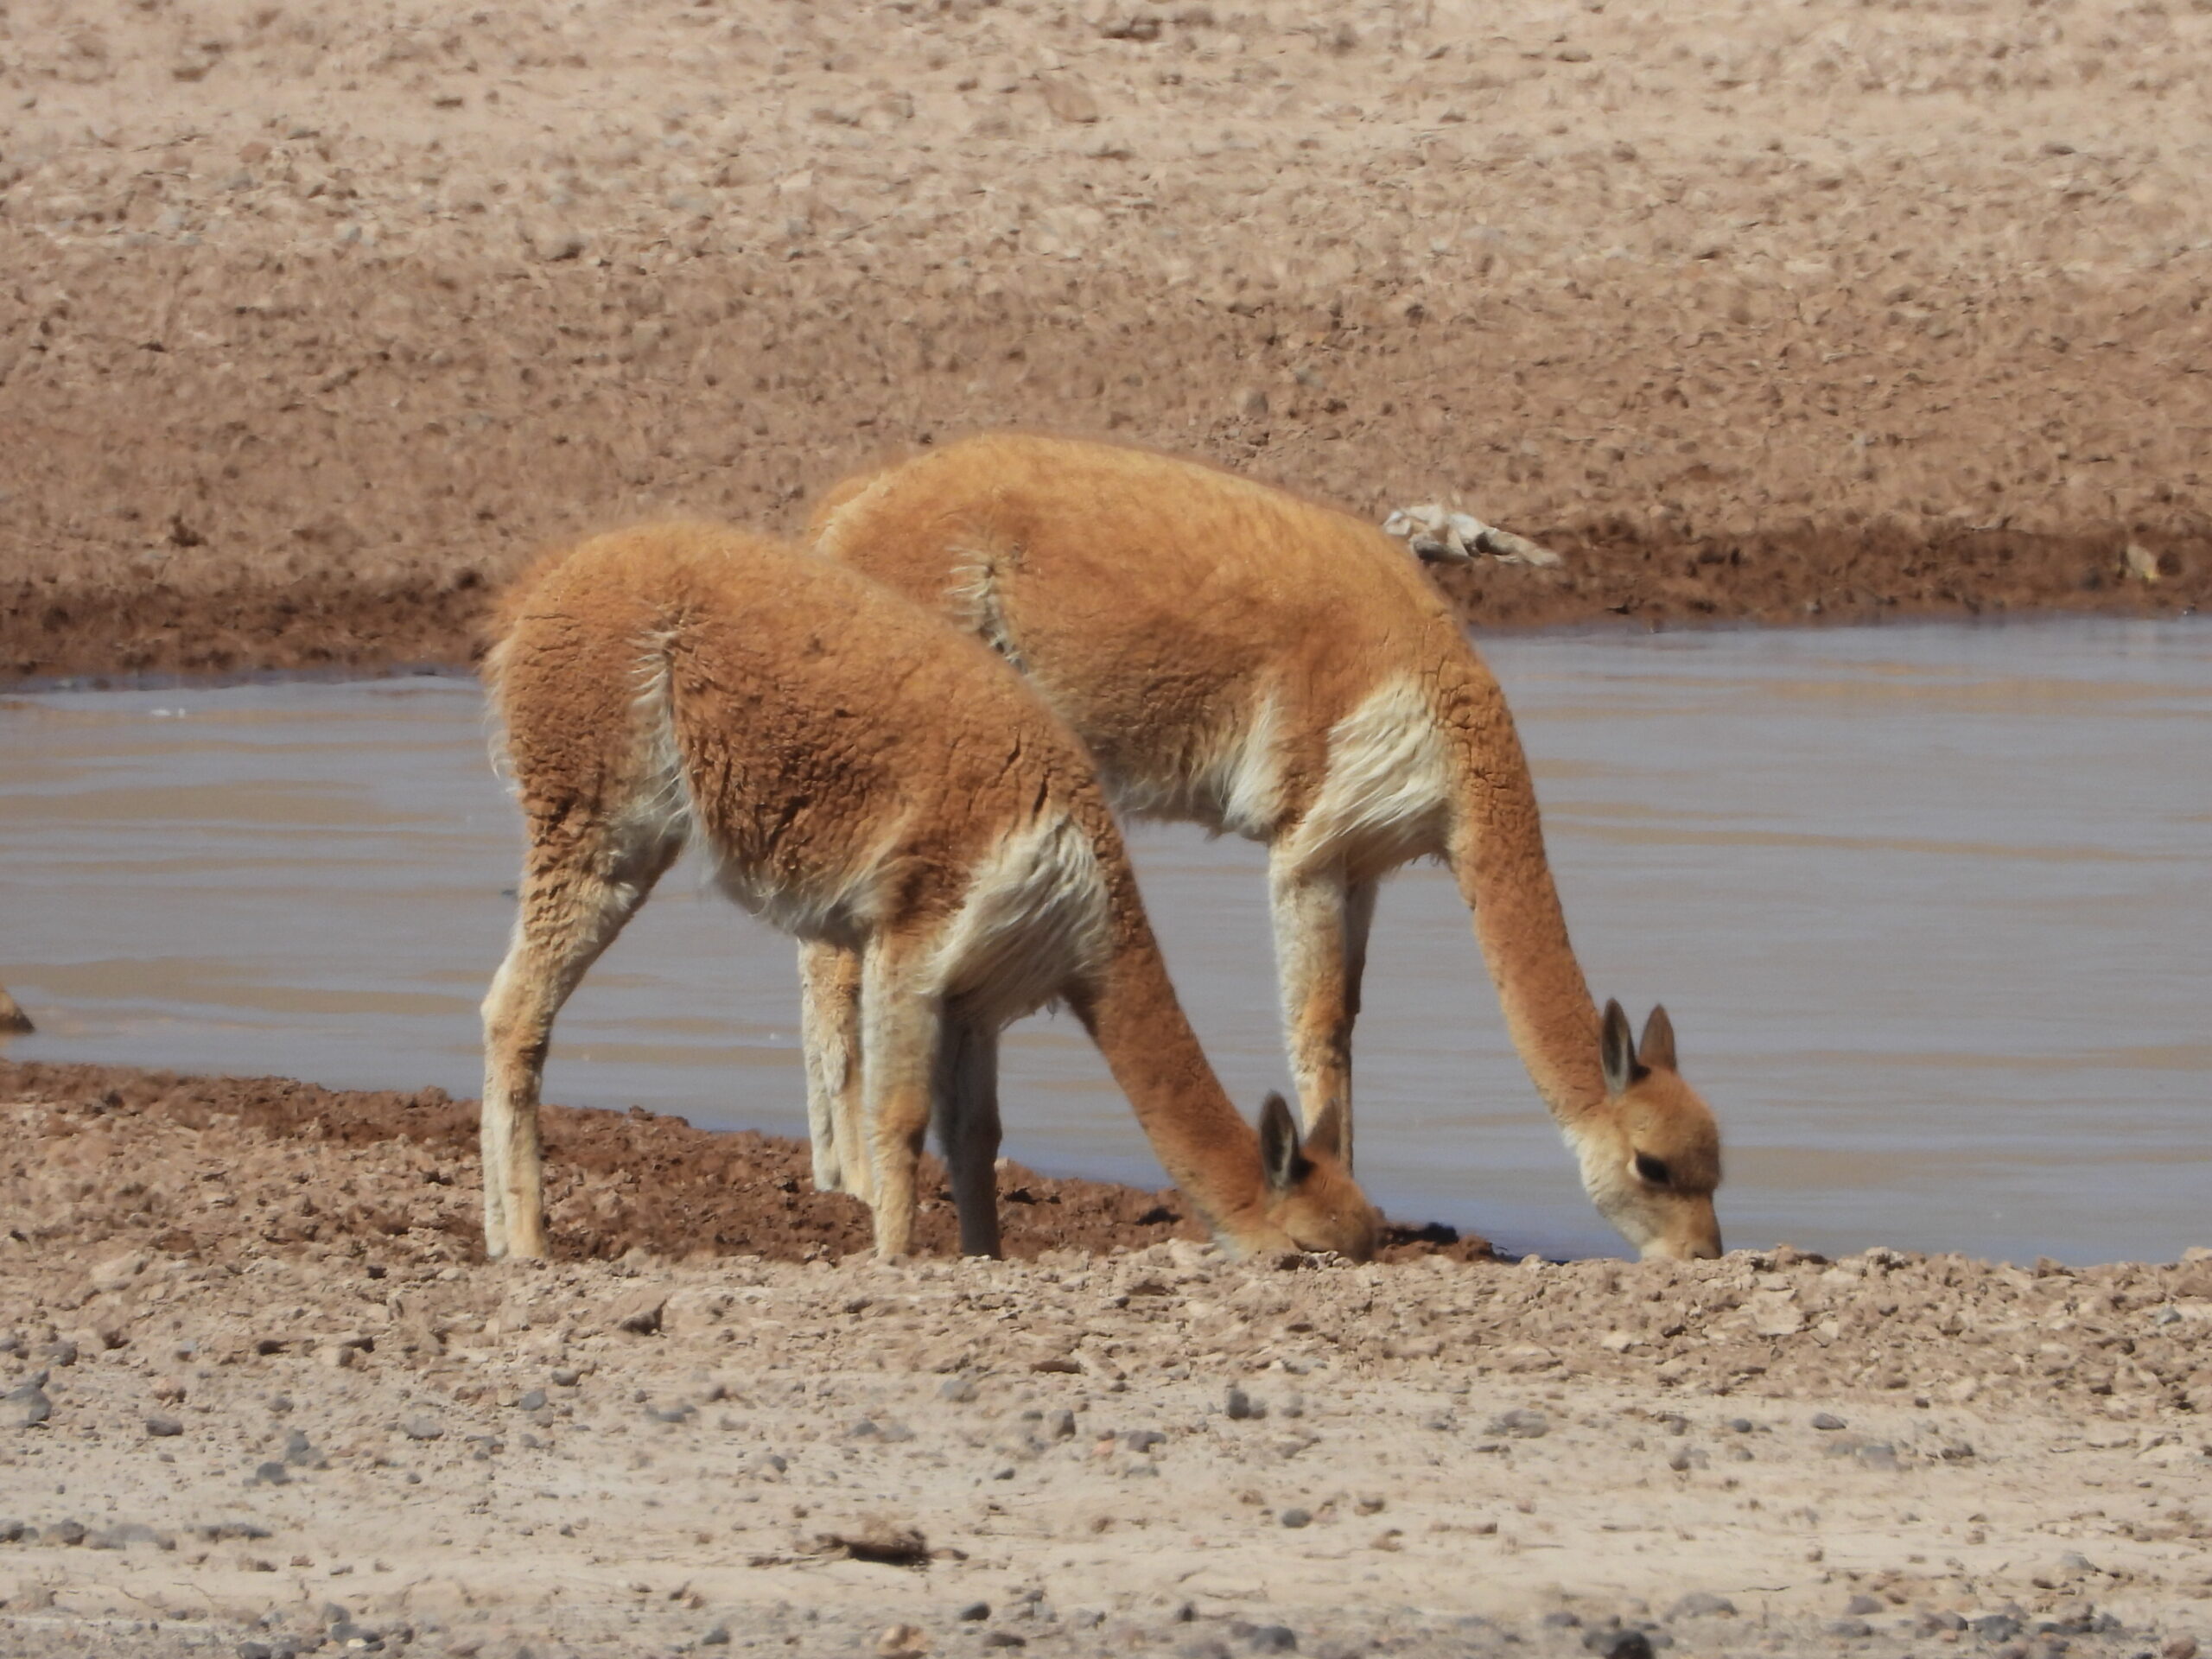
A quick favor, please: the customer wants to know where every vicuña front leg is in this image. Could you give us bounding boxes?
[859,941,943,1260]
[935,1017,1005,1258]
[480,839,674,1261]
[798,938,868,1201]
[1268,849,1369,1170]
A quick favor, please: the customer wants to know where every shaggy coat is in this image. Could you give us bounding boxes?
[811,435,1722,1260]
[480,523,1376,1262]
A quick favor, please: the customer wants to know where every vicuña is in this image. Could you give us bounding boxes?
[812,435,1722,1260]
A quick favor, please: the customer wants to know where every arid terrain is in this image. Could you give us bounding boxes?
[6,3,2212,1654]
[3,1060,2210,1659]
[3,0,2209,683]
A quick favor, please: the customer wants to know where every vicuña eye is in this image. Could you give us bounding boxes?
[1633,1152,1672,1186]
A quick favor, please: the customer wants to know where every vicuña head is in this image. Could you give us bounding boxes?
[1254,1093,1376,1260]
[1575,1001,1723,1261]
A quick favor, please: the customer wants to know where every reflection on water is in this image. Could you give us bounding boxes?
[3,619,2208,1264]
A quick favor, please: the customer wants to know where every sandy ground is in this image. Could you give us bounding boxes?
[3,1062,2209,1658]
[4,0,2211,683]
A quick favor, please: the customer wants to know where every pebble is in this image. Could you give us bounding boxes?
[518,1389,548,1411]
[250,1461,289,1485]
[1243,1626,1297,1653]
[145,1414,184,1438]
[1825,1618,1875,1638]
[957,1601,991,1621]
[402,1415,444,1440]
[1669,1592,1736,1619]
[550,1369,581,1388]
[1225,1385,1260,1421]
[1810,1412,1847,1430]
[701,1626,731,1647]
[1,1382,53,1429]
[1844,1594,1884,1616]
[1486,1408,1548,1438]
[1278,1507,1311,1529]
[938,1376,979,1403]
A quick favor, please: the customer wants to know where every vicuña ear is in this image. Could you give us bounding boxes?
[1637,1004,1678,1073]
[1304,1098,1347,1163]
[1599,1000,1643,1096]
[1259,1092,1302,1193]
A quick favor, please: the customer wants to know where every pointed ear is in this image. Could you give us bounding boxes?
[1599,999,1643,1096]
[1303,1097,1347,1164]
[1259,1092,1302,1193]
[1637,1004,1678,1072]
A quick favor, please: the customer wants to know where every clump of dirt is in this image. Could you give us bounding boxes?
[0,1060,1491,1266]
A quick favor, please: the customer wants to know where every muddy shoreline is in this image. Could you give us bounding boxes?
[5,518,2203,690]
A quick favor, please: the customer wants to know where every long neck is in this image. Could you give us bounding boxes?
[1437,651,1608,1128]
[1065,854,1274,1242]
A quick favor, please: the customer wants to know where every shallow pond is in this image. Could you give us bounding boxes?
[3,619,2206,1263]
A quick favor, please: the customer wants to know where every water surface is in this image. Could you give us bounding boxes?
[3,619,2206,1262]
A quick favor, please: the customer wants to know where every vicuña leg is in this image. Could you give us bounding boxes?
[934,1015,1005,1258]
[1268,848,1369,1170]
[798,938,868,1201]
[481,833,679,1260]
[859,938,944,1259]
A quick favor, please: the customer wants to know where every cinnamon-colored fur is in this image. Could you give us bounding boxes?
[479,523,1376,1263]
[810,435,1724,1260]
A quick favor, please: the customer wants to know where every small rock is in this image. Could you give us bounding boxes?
[38,1339,78,1368]
[612,1293,664,1336]
[982,1637,1026,1652]
[1974,1614,2023,1641]
[2,1383,53,1429]
[1918,1611,1969,1635]
[1810,1412,1847,1431]
[1122,1428,1166,1453]
[1225,1386,1261,1421]
[238,1643,274,1659]
[1594,1633,1653,1659]
[1039,77,1100,124]
[284,1430,324,1467]
[1244,1628,1296,1653]
[938,1377,978,1403]
[91,1250,150,1292]
[1826,1619,1874,1638]
[1670,1593,1736,1619]
[1279,1508,1311,1529]
[1233,387,1270,419]
[145,1414,184,1438]
[1487,1408,1548,1439]
[701,1627,732,1648]
[401,1416,444,1441]
[875,1625,926,1656]
[48,1518,86,1546]
[249,1461,289,1485]
[1844,1595,1884,1616]
[1046,1408,1076,1440]
[957,1602,991,1621]
[2162,1640,2198,1659]
[518,1389,547,1412]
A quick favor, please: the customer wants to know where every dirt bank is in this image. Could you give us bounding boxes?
[3,1061,2209,1657]
[5,0,2211,684]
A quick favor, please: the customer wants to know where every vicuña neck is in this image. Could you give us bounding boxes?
[1066,863,1272,1239]
[1436,650,1608,1128]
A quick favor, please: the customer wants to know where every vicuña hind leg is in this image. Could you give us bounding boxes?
[1268,848,1366,1168]
[934,1016,1005,1258]
[481,831,680,1260]
[859,938,943,1259]
[798,938,868,1202]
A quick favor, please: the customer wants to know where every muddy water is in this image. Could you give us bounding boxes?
[3,620,2207,1263]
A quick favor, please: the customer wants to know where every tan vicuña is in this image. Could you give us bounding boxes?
[811,435,1723,1260]
[479,522,1376,1263]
